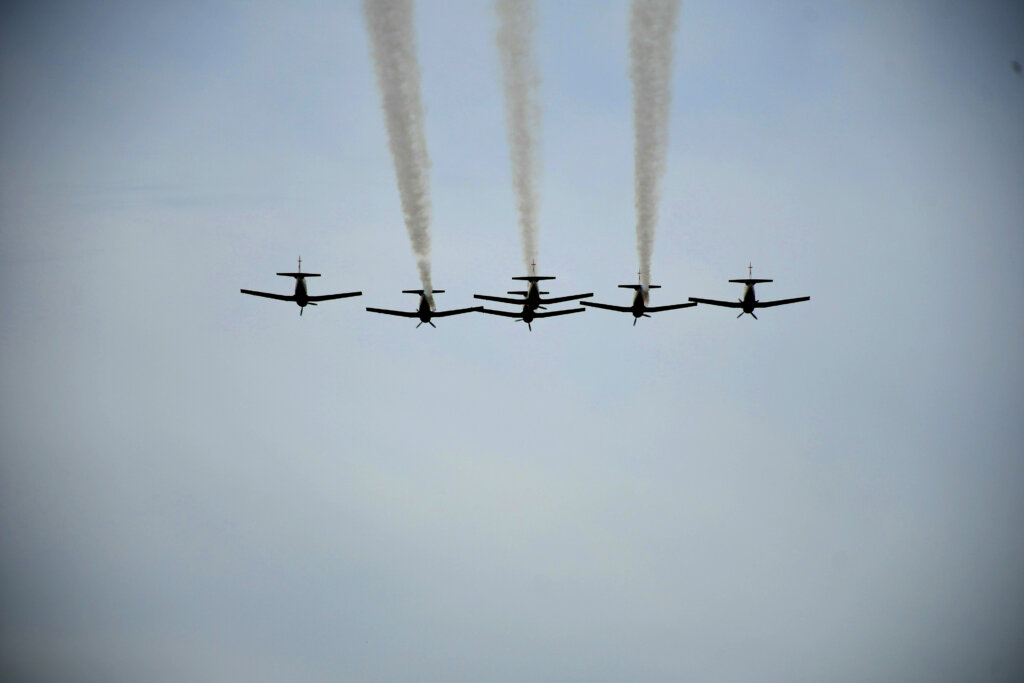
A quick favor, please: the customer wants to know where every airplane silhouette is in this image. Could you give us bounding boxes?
[689,264,809,319]
[240,257,361,315]
[366,290,481,328]
[473,261,592,313]
[582,272,696,325]
[478,302,584,331]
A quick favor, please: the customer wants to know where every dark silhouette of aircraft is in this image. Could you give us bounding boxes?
[474,262,592,312]
[240,257,361,315]
[366,290,482,328]
[479,302,584,331]
[689,263,809,319]
[581,274,696,325]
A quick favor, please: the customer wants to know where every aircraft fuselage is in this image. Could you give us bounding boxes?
[294,277,310,309]
[741,285,757,314]
[417,293,435,324]
[513,281,553,311]
[630,289,649,320]
[522,283,542,310]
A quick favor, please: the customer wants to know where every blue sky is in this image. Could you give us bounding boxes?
[2,1,1023,680]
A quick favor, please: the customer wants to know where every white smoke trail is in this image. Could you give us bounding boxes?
[364,0,432,294]
[631,0,680,289]
[496,0,541,273]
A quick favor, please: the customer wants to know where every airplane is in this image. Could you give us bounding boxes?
[240,257,361,315]
[581,274,696,325]
[479,302,585,331]
[366,290,482,328]
[473,262,592,312]
[688,263,809,319]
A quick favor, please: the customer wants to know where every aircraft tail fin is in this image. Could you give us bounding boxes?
[277,257,319,278]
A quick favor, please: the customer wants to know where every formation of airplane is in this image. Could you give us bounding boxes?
[241,260,809,325]
[688,263,810,319]
[581,274,696,325]
[240,257,361,315]
[366,290,482,328]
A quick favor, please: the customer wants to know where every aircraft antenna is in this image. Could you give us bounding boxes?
[748,262,752,278]
[298,256,302,273]
[531,259,537,275]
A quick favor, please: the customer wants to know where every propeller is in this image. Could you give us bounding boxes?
[633,313,652,326]
[513,318,532,331]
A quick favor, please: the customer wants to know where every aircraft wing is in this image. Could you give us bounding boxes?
[479,308,522,318]
[533,307,585,318]
[645,302,697,313]
[308,291,362,302]
[688,297,742,308]
[366,307,419,318]
[474,294,525,305]
[755,296,810,308]
[539,293,593,305]
[241,289,295,302]
[431,306,483,318]
[581,301,633,313]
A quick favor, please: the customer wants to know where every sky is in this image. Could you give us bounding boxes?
[1,1,1023,680]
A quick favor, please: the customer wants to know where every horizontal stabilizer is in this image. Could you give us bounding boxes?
[277,272,320,278]
[618,284,660,290]
[511,275,555,282]
[506,290,528,295]
[728,278,772,285]
[402,289,445,295]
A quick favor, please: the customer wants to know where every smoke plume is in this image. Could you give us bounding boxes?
[496,0,541,273]
[364,0,433,294]
[631,0,680,288]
